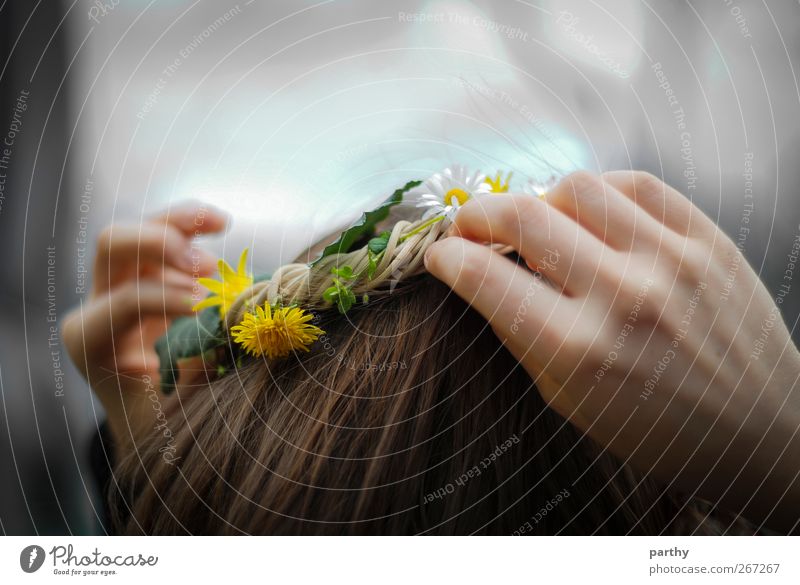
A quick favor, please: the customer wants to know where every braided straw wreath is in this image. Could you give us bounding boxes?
[154,166,551,384]
[224,213,446,332]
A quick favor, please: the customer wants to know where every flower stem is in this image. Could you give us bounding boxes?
[399,215,445,242]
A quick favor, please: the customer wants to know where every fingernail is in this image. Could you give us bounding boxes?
[424,242,437,269]
[445,223,461,238]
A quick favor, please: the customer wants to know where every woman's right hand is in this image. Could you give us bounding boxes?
[425,170,800,532]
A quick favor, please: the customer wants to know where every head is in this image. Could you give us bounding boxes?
[111,263,740,535]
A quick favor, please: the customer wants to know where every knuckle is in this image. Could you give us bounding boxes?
[140,225,188,267]
[60,314,88,373]
[585,331,614,363]
[505,194,544,235]
[96,226,113,251]
[116,282,140,306]
[561,171,602,198]
[564,170,600,188]
[142,223,177,251]
[613,268,660,320]
[60,310,80,345]
[678,243,710,281]
[455,248,491,290]
[162,222,185,245]
[163,228,187,258]
[592,253,626,289]
[632,171,666,199]
[658,295,689,339]
[644,283,669,319]
[559,329,597,365]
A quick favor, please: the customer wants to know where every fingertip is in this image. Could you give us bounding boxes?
[423,239,448,275]
[424,236,469,282]
[156,200,232,235]
[423,241,439,272]
[198,203,232,232]
[187,208,231,236]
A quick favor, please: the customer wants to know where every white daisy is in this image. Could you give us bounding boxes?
[414,165,490,221]
[522,175,560,199]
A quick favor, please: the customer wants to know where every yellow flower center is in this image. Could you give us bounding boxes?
[444,188,470,207]
[231,304,324,359]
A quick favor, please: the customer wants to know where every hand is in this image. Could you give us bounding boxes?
[61,202,228,449]
[424,171,800,532]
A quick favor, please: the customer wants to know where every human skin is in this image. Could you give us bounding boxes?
[62,173,799,533]
[424,170,800,533]
[61,202,228,453]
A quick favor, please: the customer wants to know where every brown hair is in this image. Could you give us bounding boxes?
[111,270,747,535]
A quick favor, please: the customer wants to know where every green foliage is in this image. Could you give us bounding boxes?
[314,178,426,312]
[365,231,391,279]
[331,265,354,280]
[367,230,391,255]
[154,306,227,394]
[323,281,356,313]
[323,265,359,314]
[310,180,421,266]
[366,255,378,280]
[154,268,281,393]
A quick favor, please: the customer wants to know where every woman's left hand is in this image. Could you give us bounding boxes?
[61,202,227,449]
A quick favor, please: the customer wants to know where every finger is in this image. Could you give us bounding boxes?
[545,171,672,250]
[70,281,196,375]
[93,223,214,293]
[140,259,217,286]
[151,200,230,236]
[602,170,718,238]
[162,268,200,289]
[424,237,565,363]
[451,193,609,295]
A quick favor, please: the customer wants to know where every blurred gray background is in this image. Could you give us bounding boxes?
[1,0,798,534]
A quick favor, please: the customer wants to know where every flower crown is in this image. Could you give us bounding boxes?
[155,165,555,392]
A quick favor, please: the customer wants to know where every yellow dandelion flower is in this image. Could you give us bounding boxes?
[231,303,324,359]
[192,248,253,317]
[485,171,512,193]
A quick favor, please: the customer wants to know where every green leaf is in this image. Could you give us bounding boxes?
[367,230,391,255]
[154,306,226,394]
[311,180,421,265]
[337,288,355,314]
[331,265,354,280]
[367,254,378,279]
[323,286,339,303]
